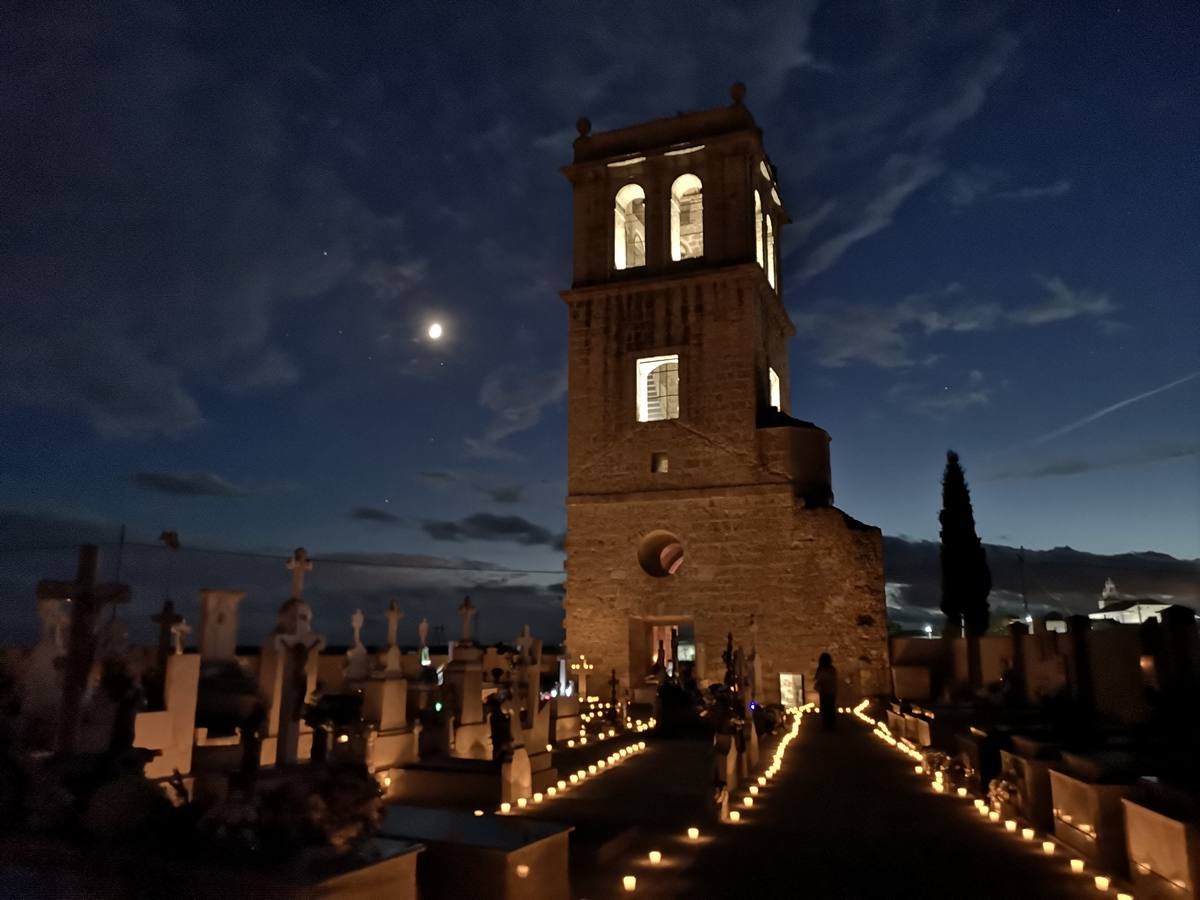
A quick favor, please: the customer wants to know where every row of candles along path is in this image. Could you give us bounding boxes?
[609,703,812,894]
[494,703,812,892]
[851,700,1137,900]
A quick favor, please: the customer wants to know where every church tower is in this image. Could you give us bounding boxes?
[560,86,888,704]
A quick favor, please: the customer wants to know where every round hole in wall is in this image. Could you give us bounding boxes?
[638,530,684,577]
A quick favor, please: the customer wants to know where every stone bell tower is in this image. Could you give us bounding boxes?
[560,85,889,704]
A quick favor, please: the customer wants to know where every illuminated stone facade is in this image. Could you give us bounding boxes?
[560,91,889,703]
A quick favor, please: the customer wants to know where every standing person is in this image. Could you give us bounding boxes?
[815,653,838,732]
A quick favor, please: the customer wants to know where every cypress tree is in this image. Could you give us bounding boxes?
[939,450,992,688]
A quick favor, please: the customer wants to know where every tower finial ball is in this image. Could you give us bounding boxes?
[576,117,592,137]
[730,82,747,105]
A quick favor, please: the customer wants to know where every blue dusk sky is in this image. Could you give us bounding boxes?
[1,2,1197,643]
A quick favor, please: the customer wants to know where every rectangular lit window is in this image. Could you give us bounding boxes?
[636,355,680,422]
[769,367,781,411]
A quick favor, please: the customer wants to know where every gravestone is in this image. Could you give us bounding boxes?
[199,589,245,662]
[21,594,70,748]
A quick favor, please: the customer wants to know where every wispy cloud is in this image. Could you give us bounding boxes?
[132,471,249,497]
[987,440,1200,481]
[887,370,992,418]
[793,28,1018,280]
[799,156,944,280]
[793,276,1117,369]
[348,506,402,524]
[465,365,567,459]
[1027,371,1200,447]
[422,513,564,550]
[946,167,1072,207]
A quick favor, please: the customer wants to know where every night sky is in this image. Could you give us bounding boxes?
[2,3,1197,643]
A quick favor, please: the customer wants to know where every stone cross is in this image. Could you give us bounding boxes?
[350,608,365,647]
[171,619,191,655]
[608,668,619,705]
[286,547,312,600]
[152,599,184,669]
[385,600,403,647]
[458,596,477,644]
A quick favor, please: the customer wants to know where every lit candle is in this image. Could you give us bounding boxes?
[743,796,753,808]
[979,807,990,817]
[1070,859,1085,874]
[588,765,597,774]
[933,782,945,793]
[1005,820,1017,833]
[648,850,662,865]
[516,864,530,879]
[474,809,484,817]
[569,774,579,784]
[989,811,1001,822]
[598,760,607,769]
[1116,894,1132,900]
[533,792,543,803]
[1094,875,1110,891]
[547,787,557,796]
[749,786,759,795]
[687,827,700,841]
[517,797,528,808]
[1022,828,1034,841]
[758,776,767,786]
[957,787,968,797]
[914,764,924,775]
[1042,841,1055,854]
[500,802,511,814]
[546,743,553,751]
[622,874,637,892]
[557,780,566,790]
[729,810,741,822]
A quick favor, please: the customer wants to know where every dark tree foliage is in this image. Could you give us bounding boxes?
[939,450,992,636]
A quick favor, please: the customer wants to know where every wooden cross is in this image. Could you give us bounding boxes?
[286,547,312,599]
[38,544,130,753]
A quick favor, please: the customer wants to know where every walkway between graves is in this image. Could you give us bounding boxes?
[526,714,1099,899]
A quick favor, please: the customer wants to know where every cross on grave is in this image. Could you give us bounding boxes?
[457,596,477,644]
[38,544,131,754]
[152,600,184,668]
[286,547,312,600]
[608,668,620,705]
[171,619,191,655]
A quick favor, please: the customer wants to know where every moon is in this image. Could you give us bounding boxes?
[427,322,443,340]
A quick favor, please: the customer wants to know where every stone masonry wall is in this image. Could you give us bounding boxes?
[563,486,889,704]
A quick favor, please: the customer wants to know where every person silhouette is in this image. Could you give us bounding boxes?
[814,652,838,732]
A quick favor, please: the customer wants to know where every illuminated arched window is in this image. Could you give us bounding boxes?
[769,367,781,410]
[754,190,764,268]
[636,354,680,422]
[670,174,703,261]
[614,184,646,270]
[765,215,776,289]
